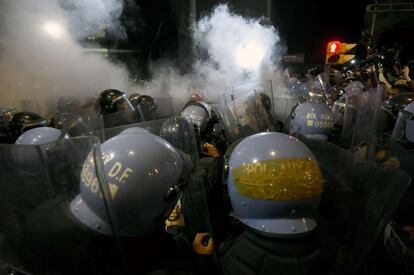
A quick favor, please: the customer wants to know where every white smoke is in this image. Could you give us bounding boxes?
[0,0,130,117]
[0,1,287,118]
[145,4,287,113]
[58,0,126,39]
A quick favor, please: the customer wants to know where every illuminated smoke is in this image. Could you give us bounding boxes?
[0,1,286,119]
[146,4,287,113]
[0,0,130,117]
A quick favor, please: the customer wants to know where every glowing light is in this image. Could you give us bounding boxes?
[350,60,356,64]
[42,21,64,40]
[270,151,276,156]
[330,44,337,53]
[236,41,266,69]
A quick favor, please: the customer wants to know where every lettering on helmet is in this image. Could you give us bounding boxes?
[80,152,134,200]
[232,157,323,200]
[305,112,333,129]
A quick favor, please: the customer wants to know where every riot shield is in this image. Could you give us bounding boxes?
[218,91,272,144]
[53,113,93,137]
[0,137,127,274]
[300,137,411,274]
[273,85,302,127]
[98,108,140,129]
[55,96,81,115]
[351,85,384,159]
[94,116,216,270]
[134,97,159,122]
[224,81,275,119]
[95,116,199,162]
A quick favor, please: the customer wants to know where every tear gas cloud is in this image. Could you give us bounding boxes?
[137,4,287,110]
[0,1,286,118]
[0,0,130,117]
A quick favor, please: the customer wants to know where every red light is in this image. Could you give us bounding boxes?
[328,41,341,54]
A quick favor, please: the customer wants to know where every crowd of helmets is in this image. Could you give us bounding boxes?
[0,65,414,275]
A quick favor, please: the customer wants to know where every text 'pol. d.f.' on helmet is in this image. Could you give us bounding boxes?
[227,132,323,237]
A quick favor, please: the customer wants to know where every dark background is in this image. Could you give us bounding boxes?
[100,0,414,76]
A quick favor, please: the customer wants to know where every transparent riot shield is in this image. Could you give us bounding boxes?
[0,137,127,274]
[218,91,272,144]
[134,97,159,122]
[273,85,302,127]
[224,81,275,120]
[300,137,411,274]
[98,108,141,129]
[55,96,81,115]
[95,116,199,162]
[93,116,216,270]
[53,113,93,137]
[351,85,384,159]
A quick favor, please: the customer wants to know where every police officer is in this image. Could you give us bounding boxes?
[18,131,206,274]
[220,132,323,275]
[181,100,223,157]
[95,89,137,128]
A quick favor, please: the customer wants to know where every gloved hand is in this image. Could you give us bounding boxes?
[193,233,214,255]
[202,143,220,158]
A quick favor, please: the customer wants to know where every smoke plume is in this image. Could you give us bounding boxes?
[0,0,130,117]
[0,1,286,118]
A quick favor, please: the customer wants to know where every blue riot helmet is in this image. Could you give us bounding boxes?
[391,102,414,144]
[227,132,323,236]
[15,127,66,145]
[120,126,150,135]
[289,100,334,140]
[70,131,190,236]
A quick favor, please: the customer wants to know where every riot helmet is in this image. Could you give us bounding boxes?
[15,127,65,145]
[120,126,150,135]
[160,116,199,160]
[227,132,323,236]
[381,93,414,131]
[289,101,334,140]
[129,94,159,122]
[70,131,189,236]
[95,89,134,115]
[128,93,142,106]
[181,100,212,133]
[9,111,48,140]
[391,102,414,144]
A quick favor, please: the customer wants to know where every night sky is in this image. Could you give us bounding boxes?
[111,0,414,74]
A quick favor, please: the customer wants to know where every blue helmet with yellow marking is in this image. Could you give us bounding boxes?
[227,132,323,236]
[289,101,334,140]
[70,131,186,236]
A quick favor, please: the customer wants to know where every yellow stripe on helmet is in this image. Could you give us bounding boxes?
[232,157,323,200]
